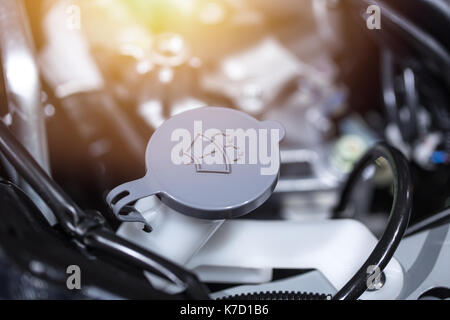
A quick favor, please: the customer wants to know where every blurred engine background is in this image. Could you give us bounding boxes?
[1,0,449,237]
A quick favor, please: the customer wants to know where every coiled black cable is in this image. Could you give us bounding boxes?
[332,142,413,300]
[221,144,413,301]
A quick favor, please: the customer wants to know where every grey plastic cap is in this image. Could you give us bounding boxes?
[106,107,285,223]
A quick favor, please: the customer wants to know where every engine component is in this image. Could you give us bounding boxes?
[107,106,285,224]
[106,107,284,274]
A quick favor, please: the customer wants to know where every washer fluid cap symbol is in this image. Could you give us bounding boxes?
[106,107,285,224]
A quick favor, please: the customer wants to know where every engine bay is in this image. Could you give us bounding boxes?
[0,0,449,303]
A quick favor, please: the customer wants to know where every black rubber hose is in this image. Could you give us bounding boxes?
[333,142,413,300]
[84,228,210,299]
[0,120,85,235]
[405,207,450,237]
[0,120,209,299]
